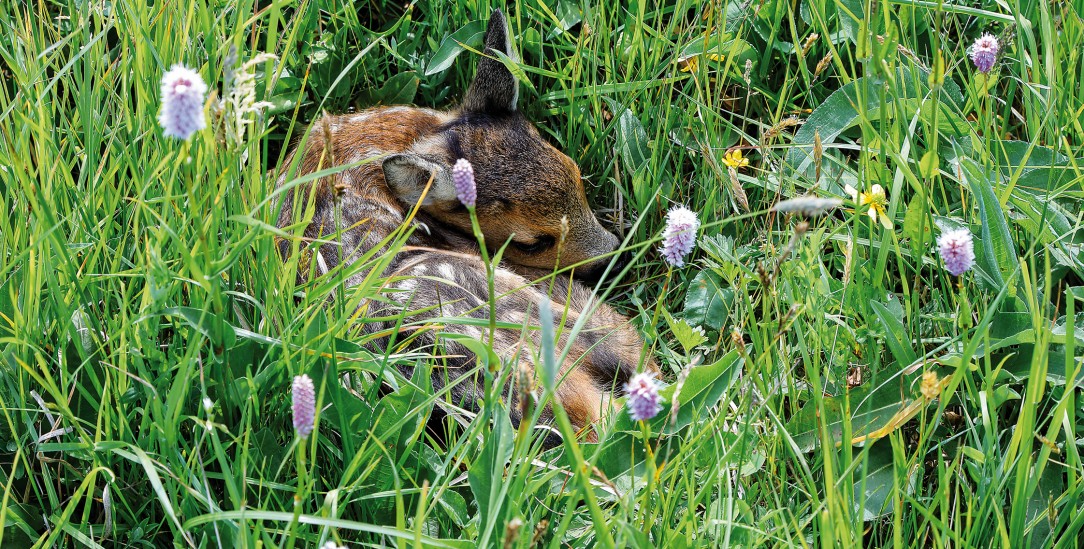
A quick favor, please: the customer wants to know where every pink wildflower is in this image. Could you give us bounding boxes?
[937,228,975,277]
[292,374,316,438]
[158,65,207,140]
[660,206,700,267]
[452,158,477,208]
[625,372,664,421]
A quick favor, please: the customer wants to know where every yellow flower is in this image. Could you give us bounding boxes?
[845,183,893,230]
[678,54,725,73]
[678,56,700,73]
[723,149,749,170]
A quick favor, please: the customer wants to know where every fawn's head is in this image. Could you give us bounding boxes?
[383,10,621,279]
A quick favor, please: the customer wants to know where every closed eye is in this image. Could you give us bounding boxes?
[511,235,555,254]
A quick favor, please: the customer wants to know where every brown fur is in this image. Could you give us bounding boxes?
[274,10,656,442]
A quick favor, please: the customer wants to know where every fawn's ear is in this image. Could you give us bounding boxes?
[462,9,519,114]
[382,153,456,207]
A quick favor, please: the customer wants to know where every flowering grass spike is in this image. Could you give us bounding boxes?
[625,372,664,421]
[660,206,700,267]
[937,228,975,276]
[158,65,207,140]
[970,33,999,73]
[452,158,477,208]
[292,374,316,438]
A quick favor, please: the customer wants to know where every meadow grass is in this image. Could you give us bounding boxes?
[1,0,1083,547]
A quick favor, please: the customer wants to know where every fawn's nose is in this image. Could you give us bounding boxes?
[568,224,622,283]
[577,249,631,286]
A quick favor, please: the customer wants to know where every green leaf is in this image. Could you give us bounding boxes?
[853,441,912,521]
[784,382,916,452]
[425,20,486,76]
[161,306,236,351]
[376,71,419,105]
[918,150,939,178]
[902,195,934,247]
[658,349,741,432]
[663,311,707,355]
[468,407,514,538]
[787,67,964,179]
[683,270,734,330]
[957,155,1019,290]
[870,296,916,367]
[546,0,583,39]
[592,351,743,478]
[606,99,650,175]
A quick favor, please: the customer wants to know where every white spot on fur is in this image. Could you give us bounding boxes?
[346,148,378,165]
[350,112,373,124]
[413,264,428,275]
[419,108,454,123]
[437,263,456,281]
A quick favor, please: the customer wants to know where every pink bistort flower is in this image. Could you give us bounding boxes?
[452,158,477,208]
[970,33,999,73]
[625,372,664,422]
[660,206,700,267]
[158,65,207,140]
[292,374,316,438]
[937,228,975,277]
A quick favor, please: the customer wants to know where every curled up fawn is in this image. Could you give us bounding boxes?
[275,10,657,444]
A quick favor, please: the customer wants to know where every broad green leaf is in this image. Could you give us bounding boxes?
[162,306,236,351]
[957,156,1018,290]
[468,407,514,538]
[425,20,486,76]
[902,194,934,247]
[683,270,734,330]
[918,150,939,179]
[870,297,917,366]
[853,441,912,521]
[785,382,915,452]
[376,71,419,105]
[659,348,741,434]
[678,32,758,73]
[606,99,650,175]
[545,0,583,39]
[787,67,965,178]
[591,351,743,478]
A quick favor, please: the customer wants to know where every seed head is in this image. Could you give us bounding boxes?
[452,158,477,208]
[660,206,700,267]
[292,374,316,438]
[970,33,999,73]
[937,228,975,277]
[772,196,843,217]
[920,371,941,400]
[158,65,207,140]
[625,372,664,422]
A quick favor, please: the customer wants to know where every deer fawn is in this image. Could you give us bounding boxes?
[275,10,656,442]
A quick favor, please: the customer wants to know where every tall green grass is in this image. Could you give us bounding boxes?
[1,0,1082,547]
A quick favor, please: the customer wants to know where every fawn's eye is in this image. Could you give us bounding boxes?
[512,235,555,254]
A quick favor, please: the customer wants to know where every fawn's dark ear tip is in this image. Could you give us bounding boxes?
[461,9,519,113]
[484,9,510,52]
